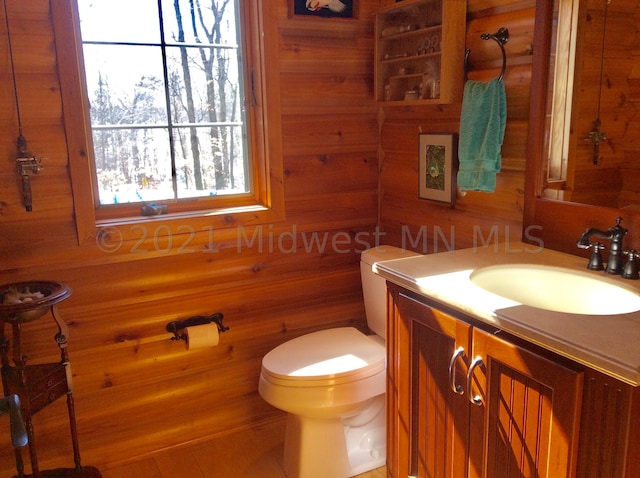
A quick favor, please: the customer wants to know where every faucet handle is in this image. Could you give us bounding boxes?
[622,250,640,280]
[586,242,605,271]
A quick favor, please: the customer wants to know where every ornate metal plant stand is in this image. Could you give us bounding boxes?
[0,281,101,478]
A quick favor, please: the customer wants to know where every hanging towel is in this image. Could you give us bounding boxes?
[457,78,507,193]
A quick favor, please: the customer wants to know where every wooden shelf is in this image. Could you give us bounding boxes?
[374,0,466,105]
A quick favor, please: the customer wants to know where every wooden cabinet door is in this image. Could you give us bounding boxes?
[575,368,638,478]
[469,328,583,478]
[387,288,472,478]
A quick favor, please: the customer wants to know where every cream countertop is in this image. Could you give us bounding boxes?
[374,242,640,386]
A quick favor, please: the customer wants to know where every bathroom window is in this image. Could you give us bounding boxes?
[52,0,283,241]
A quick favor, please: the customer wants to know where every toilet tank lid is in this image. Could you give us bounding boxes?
[360,246,421,266]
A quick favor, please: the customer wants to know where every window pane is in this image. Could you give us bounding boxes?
[83,44,168,125]
[165,46,242,124]
[94,128,174,205]
[160,0,240,46]
[79,0,250,208]
[173,126,248,198]
[79,0,161,44]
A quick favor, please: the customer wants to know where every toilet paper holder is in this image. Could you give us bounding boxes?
[166,312,228,342]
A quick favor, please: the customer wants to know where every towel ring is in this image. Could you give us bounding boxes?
[464,27,509,82]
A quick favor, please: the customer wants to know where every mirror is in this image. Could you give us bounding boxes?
[524,0,640,254]
[542,0,640,209]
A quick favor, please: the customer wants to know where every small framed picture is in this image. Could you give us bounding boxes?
[418,133,457,207]
[289,0,357,19]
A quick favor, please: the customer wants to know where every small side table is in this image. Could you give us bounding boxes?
[0,281,101,478]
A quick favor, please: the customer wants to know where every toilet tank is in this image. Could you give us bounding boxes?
[360,246,421,338]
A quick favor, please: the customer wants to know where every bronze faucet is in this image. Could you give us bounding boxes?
[577,216,628,275]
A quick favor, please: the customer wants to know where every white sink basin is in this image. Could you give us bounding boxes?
[470,264,640,315]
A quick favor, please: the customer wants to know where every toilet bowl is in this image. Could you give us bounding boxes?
[258,246,421,478]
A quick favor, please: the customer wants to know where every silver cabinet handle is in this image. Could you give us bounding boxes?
[448,346,465,395]
[466,356,484,406]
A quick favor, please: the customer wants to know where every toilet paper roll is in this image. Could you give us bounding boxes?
[184,323,220,350]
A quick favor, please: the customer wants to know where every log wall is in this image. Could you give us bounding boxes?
[567,0,640,209]
[379,0,536,252]
[0,0,379,473]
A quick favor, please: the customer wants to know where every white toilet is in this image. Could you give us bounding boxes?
[258,246,420,478]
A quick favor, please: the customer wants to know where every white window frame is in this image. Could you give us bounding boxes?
[52,0,284,246]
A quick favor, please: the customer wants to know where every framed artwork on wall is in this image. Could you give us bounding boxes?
[418,133,457,207]
[289,0,358,19]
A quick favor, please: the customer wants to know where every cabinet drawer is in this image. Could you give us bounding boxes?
[3,362,69,415]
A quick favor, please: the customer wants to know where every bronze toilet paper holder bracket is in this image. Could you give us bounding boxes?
[166,312,228,342]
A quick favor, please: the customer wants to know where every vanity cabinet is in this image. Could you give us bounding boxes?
[374,0,466,104]
[386,284,584,478]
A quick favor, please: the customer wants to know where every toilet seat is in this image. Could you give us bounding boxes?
[261,327,385,388]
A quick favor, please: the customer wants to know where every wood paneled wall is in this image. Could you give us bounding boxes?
[0,0,536,474]
[567,0,640,208]
[534,0,640,210]
[0,0,379,473]
[379,0,534,252]
[567,0,623,207]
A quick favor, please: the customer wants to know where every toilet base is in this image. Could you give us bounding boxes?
[282,396,386,478]
[283,414,350,478]
[344,396,386,476]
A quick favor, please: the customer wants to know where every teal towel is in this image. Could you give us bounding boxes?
[457,78,506,192]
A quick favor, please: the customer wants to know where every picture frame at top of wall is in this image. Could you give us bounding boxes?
[418,133,457,208]
[289,0,358,19]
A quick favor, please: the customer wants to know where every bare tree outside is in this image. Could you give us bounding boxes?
[79,0,248,205]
